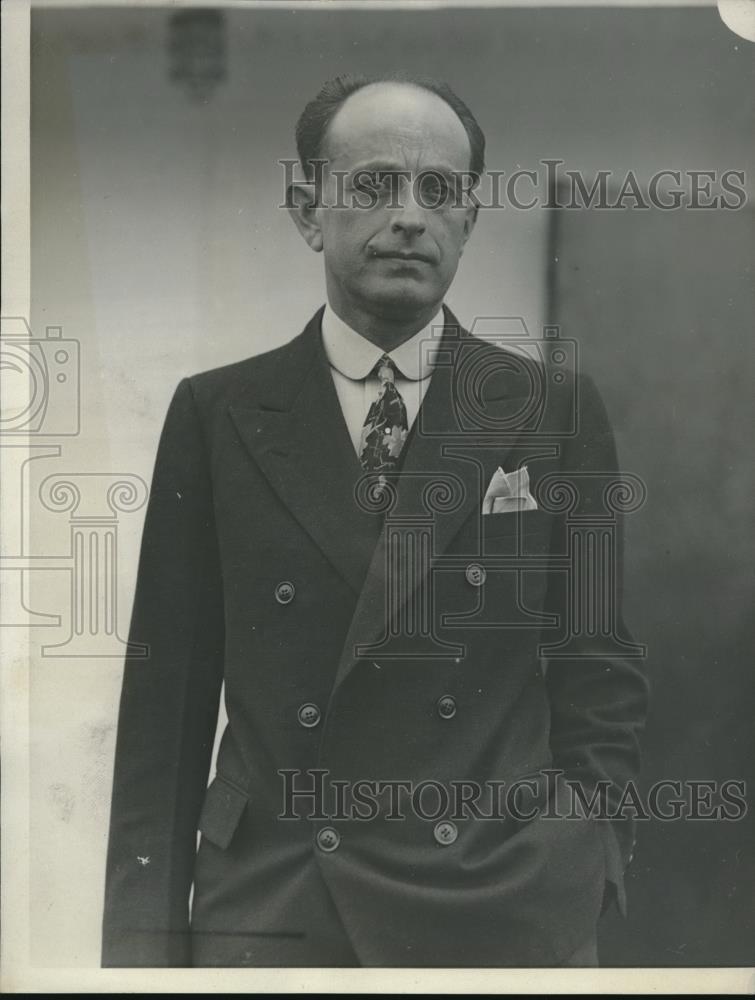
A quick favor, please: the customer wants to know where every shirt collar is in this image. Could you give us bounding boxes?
[321,303,445,382]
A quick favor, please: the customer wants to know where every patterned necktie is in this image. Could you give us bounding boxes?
[359,355,409,473]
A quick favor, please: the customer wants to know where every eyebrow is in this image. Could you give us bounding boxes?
[345,161,461,180]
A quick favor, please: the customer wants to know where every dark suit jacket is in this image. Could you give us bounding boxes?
[102,306,648,967]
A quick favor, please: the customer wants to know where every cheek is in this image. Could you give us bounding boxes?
[444,210,473,243]
[431,210,466,243]
[322,213,381,264]
[431,230,464,270]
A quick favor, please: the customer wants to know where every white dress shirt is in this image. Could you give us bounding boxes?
[320,304,445,455]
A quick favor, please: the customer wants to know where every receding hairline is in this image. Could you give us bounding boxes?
[319,79,474,166]
[295,72,486,181]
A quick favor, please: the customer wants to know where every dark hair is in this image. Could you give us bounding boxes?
[295,72,486,181]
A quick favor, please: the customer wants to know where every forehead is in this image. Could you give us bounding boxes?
[323,82,472,172]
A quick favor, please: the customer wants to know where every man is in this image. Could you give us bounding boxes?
[102,73,648,968]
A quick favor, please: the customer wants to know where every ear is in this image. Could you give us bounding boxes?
[458,203,479,257]
[287,182,323,253]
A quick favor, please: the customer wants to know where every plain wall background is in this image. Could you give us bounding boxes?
[26,4,754,966]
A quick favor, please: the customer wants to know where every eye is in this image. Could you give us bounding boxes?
[417,172,451,207]
[351,170,378,194]
[351,171,398,199]
[375,171,400,195]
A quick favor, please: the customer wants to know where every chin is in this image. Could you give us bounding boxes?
[364,279,442,318]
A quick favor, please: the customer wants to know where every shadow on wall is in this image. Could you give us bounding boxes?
[551,202,755,967]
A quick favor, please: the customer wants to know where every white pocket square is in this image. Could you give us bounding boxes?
[482,465,538,515]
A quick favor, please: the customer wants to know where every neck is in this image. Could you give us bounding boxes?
[326,287,443,352]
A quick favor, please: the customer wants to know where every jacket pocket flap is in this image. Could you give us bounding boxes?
[198,775,248,850]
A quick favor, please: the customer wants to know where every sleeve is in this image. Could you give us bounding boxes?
[101,377,225,966]
[543,372,650,917]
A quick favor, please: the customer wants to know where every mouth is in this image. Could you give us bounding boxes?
[371,250,435,264]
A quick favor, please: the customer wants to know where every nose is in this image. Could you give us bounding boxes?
[391,213,426,238]
[391,216,426,238]
[390,179,426,238]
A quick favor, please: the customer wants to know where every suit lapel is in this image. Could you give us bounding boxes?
[229,305,538,696]
[330,308,530,692]
[229,309,382,595]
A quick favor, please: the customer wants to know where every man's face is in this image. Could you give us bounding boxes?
[313,83,477,321]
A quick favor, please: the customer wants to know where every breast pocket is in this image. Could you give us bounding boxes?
[481,508,553,545]
[198,774,249,851]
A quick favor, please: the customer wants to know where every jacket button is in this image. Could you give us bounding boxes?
[465,563,486,587]
[316,826,340,852]
[433,820,458,846]
[297,702,321,728]
[436,695,457,719]
[274,581,295,604]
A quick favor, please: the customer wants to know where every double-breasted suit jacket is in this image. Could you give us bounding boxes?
[102,306,648,967]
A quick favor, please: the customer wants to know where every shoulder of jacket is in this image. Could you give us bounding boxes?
[179,324,313,409]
